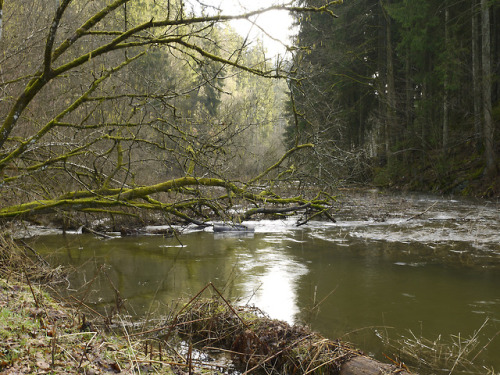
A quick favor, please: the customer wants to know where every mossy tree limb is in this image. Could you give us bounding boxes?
[0,0,340,227]
[0,174,334,224]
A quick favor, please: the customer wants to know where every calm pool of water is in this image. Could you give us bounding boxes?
[30,193,500,373]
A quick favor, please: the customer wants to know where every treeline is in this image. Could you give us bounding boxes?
[288,0,500,195]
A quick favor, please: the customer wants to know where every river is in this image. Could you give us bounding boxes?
[28,191,500,374]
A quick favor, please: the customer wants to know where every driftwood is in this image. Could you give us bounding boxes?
[213,223,255,232]
[240,203,312,221]
[341,355,413,375]
[80,225,114,238]
[119,226,175,237]
[406,201,438,221]
[239,202,337,223]
[171,288,416,375]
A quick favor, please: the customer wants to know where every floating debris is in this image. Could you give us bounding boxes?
[213,223,254,233]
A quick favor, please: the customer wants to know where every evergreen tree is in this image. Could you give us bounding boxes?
[289,0,500,193]
[287,0,380,182]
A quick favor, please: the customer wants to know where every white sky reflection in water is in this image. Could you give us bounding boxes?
[240,249,308,323]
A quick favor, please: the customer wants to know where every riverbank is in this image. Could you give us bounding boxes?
[2,189,499,374]
[1,233,416,374]
[0,276,415,374]
[0,235,174,374]
[0,277,159,374]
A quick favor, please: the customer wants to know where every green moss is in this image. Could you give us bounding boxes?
[0,275,182,374]
[467,166,484,180]
[373,167,391,187]
[0,302,43,368]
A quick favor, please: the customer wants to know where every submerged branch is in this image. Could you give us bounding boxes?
[239,203,312,221]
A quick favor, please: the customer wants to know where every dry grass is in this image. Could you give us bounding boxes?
[0,232,178,374]
[377,320,500,375]
[0,231,64,283]
[0,275,183,374]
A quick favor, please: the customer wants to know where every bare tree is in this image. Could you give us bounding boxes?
[0,0,3,42]
[0,0,339,226]
[481,0,496,177]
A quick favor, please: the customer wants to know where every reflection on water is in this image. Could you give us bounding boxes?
[238,246,308,322]
[30,193,500,373]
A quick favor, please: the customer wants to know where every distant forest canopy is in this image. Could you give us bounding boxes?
[287,0,500,196]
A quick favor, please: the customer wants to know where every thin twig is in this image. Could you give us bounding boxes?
[241,334,314,375]
[470,329,500,362]
[304,353,347,375]
[406,202,438,221]
[22,264,39,308]
[448,318,489,374]
[18,239,50,266]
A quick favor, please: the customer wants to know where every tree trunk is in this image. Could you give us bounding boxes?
[494,6,500,103]
[405,44,412,131]
[442,2,449,153]
[384,0,397,158]
[377,0,388,163]
[472,0,482,152]
[341,355,413,375]
[0,0,3,42]
[481,0,496,176]
[421,80,428,164]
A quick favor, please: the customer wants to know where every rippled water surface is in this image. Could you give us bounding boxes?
[30,192,500,373]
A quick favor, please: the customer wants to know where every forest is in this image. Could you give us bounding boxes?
[0,0,341,229]
[0,0,499,230]
[1,2,499,374]
[287,0,500,196]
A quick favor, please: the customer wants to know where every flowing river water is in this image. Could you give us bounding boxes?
[28,191,500,373]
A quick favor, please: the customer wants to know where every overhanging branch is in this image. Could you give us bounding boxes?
[0,175,335,224]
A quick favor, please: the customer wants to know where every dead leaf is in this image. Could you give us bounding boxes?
[36,360,51,371]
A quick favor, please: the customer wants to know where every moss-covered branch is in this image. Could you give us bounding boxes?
[248,143,314,184]
[0,175,335,224]
[0,52,144,171]
[0,0,342,227]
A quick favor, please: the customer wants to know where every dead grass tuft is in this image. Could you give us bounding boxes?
[0,231,64,283]
[377,319,500,375]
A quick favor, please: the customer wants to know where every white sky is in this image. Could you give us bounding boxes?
[189,0,296,58]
